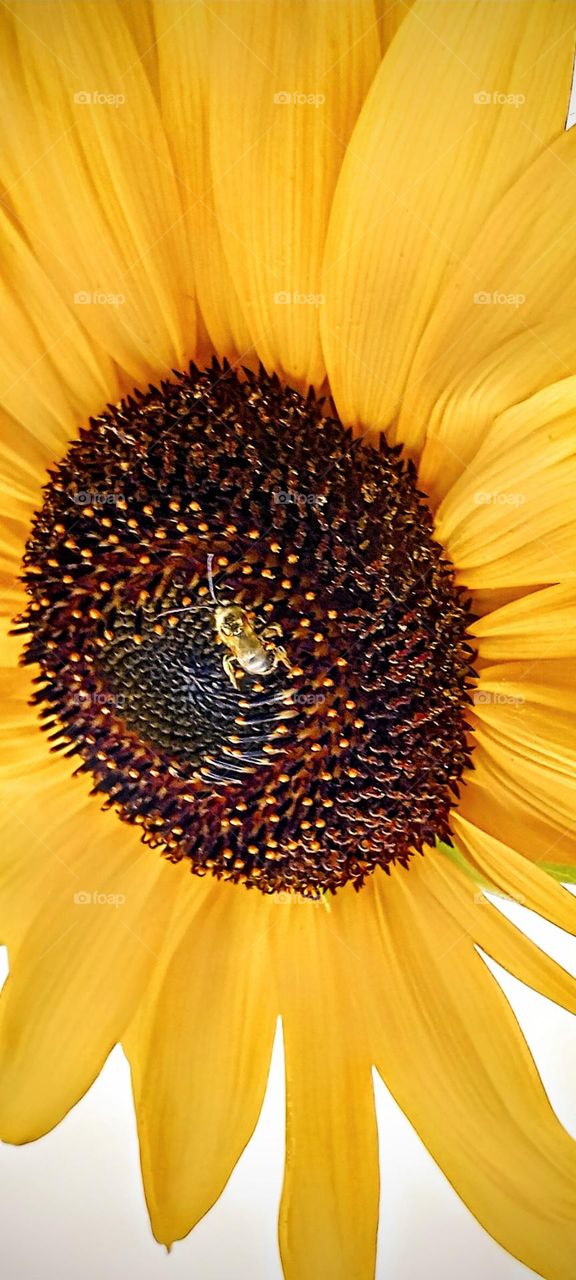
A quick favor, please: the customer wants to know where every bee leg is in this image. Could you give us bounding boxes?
[223,655,240,689]
[275,646,293,672]
[260,622,283,641]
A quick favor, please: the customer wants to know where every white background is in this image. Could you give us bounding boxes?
[1,892,575,1280]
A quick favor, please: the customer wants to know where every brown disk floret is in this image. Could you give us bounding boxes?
[16,360,477,896]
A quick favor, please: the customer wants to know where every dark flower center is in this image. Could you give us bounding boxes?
[16,360,476,896]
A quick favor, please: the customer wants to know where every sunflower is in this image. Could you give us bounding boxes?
[2,1,576,1277]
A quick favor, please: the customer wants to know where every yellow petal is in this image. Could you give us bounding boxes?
[0,205,118,433]
[403,130,576,502]
[471,583,576,661]
[152,0,252,361]
[424,848,576,1015]
[374,0,415,52]
[473,659,576,769]
[347,863,576,1280]
[275,903,379,1280]
[459,739,576,868]
[474,717,576,824]
[321,0,575,435]
[209,0,380,391]
[124,882,277,1244]
[0,823,186,1142]
[0,1,191,383]
[436,378,576,586]
[452,812,576,933]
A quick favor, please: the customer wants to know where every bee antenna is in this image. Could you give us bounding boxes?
[156,603,214,619]
[206,553,219,604]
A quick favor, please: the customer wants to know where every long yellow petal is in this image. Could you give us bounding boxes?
[424,848,576,1015]
[0,828,186,1142]
[124,882,277,1245]
[209,0,380,391]
[452,812,576,932]
[0,205,118,435]
[459,740,576,869]
[374,0,415,52]
[471,584,576,662]
[436,379,576,586]
[152,0,252,361]
[321,0,576,435]
[342,864,576,1280]
[0,1,192,382]
[275,904,379,1280]
[473,659,576,769]
[404,130,576,502]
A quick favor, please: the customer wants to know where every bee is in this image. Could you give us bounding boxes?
[159,555,293,690]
